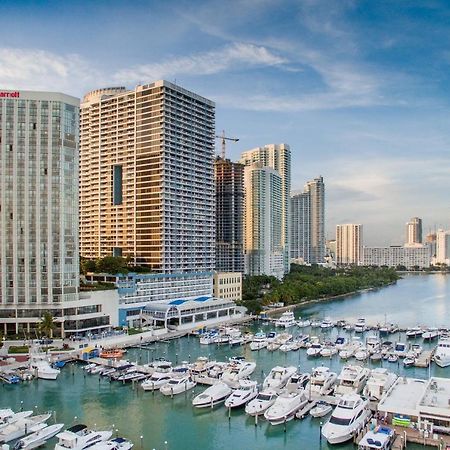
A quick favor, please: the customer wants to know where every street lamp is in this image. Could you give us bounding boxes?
[319,421,323,449]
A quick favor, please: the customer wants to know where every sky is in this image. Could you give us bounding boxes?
[1,0,449,245]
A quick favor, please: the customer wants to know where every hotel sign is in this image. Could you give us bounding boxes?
[0,91,20,98]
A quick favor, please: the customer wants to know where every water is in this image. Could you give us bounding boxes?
[2,274,449,450]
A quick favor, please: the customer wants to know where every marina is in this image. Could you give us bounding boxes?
[1,274,450,449]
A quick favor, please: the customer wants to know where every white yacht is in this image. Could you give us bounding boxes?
[354,318,367,333]
[335,365,370,397]
[264,389,308,425]
[274,311,296,328]
[87,437,134,450]
[192,381,232,408]
[224,380,258,408]
[245,390,278,416]
[221,361,256,388]
[296,318,311,328]
[320,345,337,358]
[422,328,439,341]
[54,424,112,450]
[306,342,323,357]
[322,394,371,444]
[334,337,347,350]
[160,375,196,395]
[199,332,218,345]
[358,426,395,450]
[285,373,310,393]
[310,402,333,418]
[393,342,409,357]
[141,372,172,391]
[29,352,60,380]
[12,423,64,449]
[406,326,423,338]
[263,366,297,391]
[354,347,369,361]
[434,338,450,367]
[339,337,362,360]
[306,367,337,397]
[249,332,268,351]
[0,410,33,430]
[365,335,381,354]
[320,318,334,330]
[362,368,398,401]
[0,414,51,443]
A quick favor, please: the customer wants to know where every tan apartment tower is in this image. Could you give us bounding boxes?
[405,217,422,245]
[239,144,291,275]
[79,81,215,273]
[336,224,363,265]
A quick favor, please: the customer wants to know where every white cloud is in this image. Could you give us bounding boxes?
[114,42,287,84]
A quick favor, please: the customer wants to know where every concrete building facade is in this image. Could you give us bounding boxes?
[336,224,363,265]
[213,272,242,302]
[406,217,423,245]
[435,229,450,265]
[240,144,291,275]
[362,245,430,269]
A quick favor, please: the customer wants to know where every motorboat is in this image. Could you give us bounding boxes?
[387,354,398,363]
[263,366,297,391]
[306,367,337,396]
[358,426,395,450]
[422,328,439,341]
[406,326,423,338]
[0,411,33,430]
[310,401,332,418]
[224,380,258,408]
[403,356,415,367]
[306,343,323,357]
[354,347,369,361]
[310,320,322,328]
[54,424,113,450]
[334,337,347,350]
[339,337,362,360]
[141,372,172,391]
[354,318,367,333]
[265,331,278,343]
[12,423,64,449]
[274,311,296,328]
[87,437,134,449]
[267,342,280,352]
[433,338,450,368]
[322,394,371,444]
[296,318,311,328]
[160,375,196,395]
[362,368,398,401]
[245,390,278,416]
[264,389,308,425]
[249,332,267,351]
[410,344,423,356]
[379,323,398,336]
[148,359,172,375]
[285,373,310,393]
[199,331,218,345]
[320,318,334,330]
[335,365,370,397]
[369,352,382,362]
[0,414,51,443]
[29,351,60,380]
[393,342,409,358]
[189,357,215,378]
[365,335,381,354]
[192,381,232,408]
[279,340,297,352]
[320,345,337,358]
[221,361,256,388]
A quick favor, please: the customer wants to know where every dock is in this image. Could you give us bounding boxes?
[415,350,433,367]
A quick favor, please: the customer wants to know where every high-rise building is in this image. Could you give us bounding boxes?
[79,81,215,274]
[243,163,284,278]
[425,232,437,258]
[214,157,244,272]
[291,176,325,264]
[240,144,291,275]
[406,217,422,245]
[362,245,430,269]
[0,89,117,336]
[336,224,363,265]
[435,229,450,265]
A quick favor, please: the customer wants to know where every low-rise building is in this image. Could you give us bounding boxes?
[362,245,430,269]
[213,272,242,302]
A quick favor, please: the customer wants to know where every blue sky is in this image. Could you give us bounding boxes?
[1,0,449,245]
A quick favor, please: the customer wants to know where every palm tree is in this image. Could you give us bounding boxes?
[39,311,55,339]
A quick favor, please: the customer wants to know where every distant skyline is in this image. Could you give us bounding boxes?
[1,0,449,244]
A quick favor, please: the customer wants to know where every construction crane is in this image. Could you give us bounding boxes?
[215,130,239,159]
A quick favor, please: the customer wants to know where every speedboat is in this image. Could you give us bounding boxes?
[362,368,398,401]
[310,401,332,418]
[306,367,337,396]
[320,318,334,330]
[433,338,450,368]
[322,394,371,444]
[403,356,415,367]
[320,345,337,358]
[264,389,308,425]
[245,390,278,416]
[12,423,64,449]
[310,320,322,328]
[87,437,134,449]
[160,375,196,396]
[354,318,367,333]
[263,366,297,391]
[393,342,409,358]
[274,311,296,328]
[335,365,370,397]
[406,326,423,338]
[0,410,33,430]
[199,332,218,345]
[0,414,51,443]
[141,372,172,391]
[249,332,267,351]
[358,426,394,450]
[387,354,398,363]
[369,352,383,362]
[296,318,311,328]
[224,380,258,408]
[334,337,347,350]
[279,340,297,352]
[285,373,310,393]
[192,381,232,408]
[306,343,323,357]
[365,335,381,354]
[54,424,113,450]
[29,352,60,380]
[422,328,439,341]
[221,360,256,388]
[354,347,369,361]
[339,336,362,360]
[265,331,278,343]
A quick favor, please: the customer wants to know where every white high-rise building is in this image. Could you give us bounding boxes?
[243,163,284,279]
[362,245,430,269]
[291,176,325,264]
[435,229,450,265]
[240,144,291,275]
[336,224,363,265]
[406,217,422,245]
[0,89,118,336]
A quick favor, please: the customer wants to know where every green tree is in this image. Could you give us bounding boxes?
[39,311,55,339]
[96,256,128,274]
